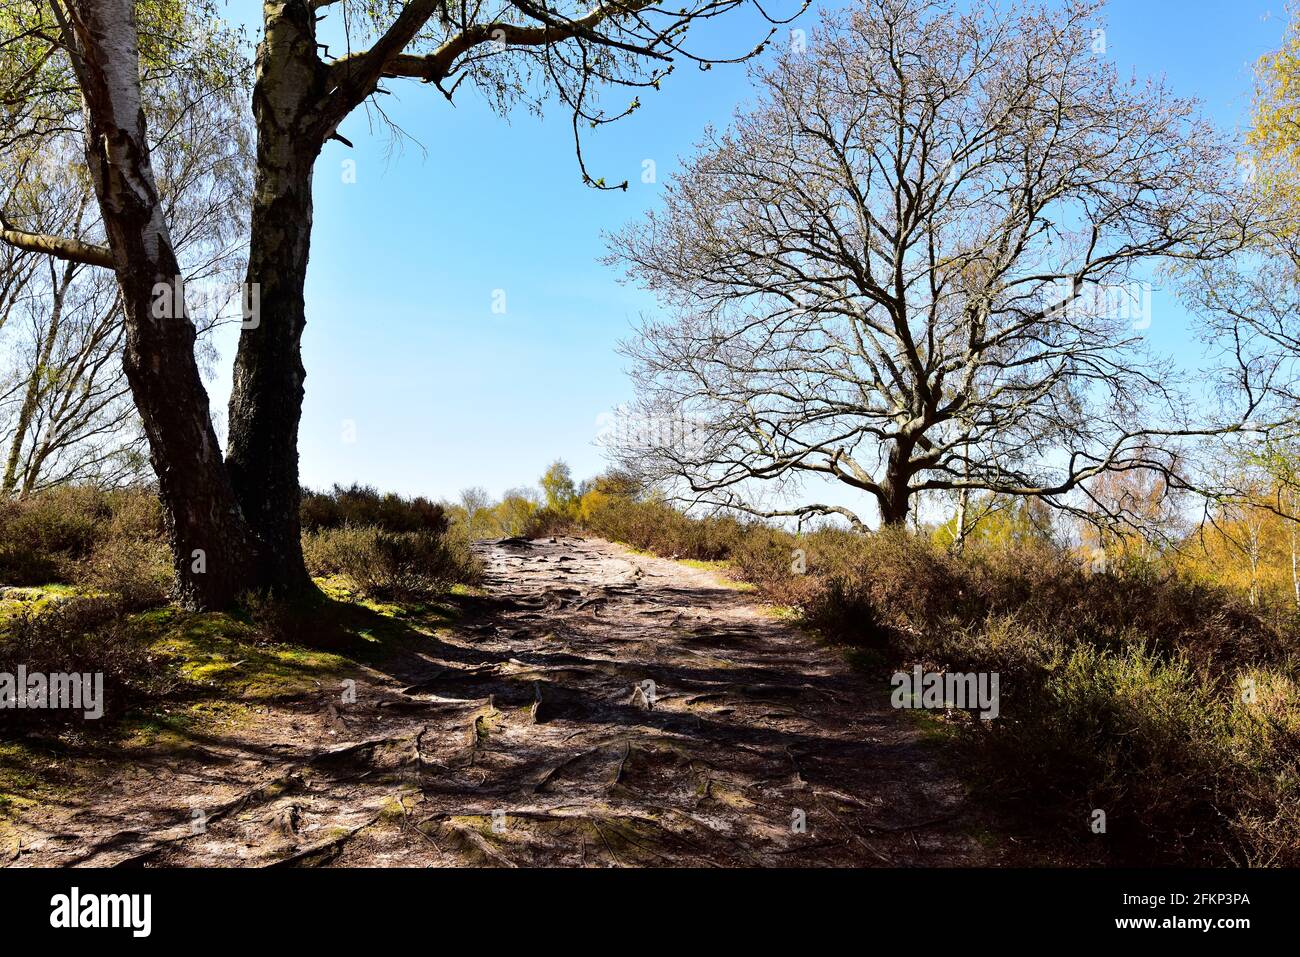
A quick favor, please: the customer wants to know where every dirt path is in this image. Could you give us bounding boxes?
[9,537,990,867]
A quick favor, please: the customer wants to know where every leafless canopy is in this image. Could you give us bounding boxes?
[1185,235,1300,427]
[608,0,1250,528]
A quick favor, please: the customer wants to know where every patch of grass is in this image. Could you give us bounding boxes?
[677,558,757,591]
[759,603,801,622]
[6,584,79,598]
[677,558,726,571]
[897,702,963,747]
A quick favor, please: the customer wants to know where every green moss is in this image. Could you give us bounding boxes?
[147,611,349,700]
[119,699,255,750]
[1,586,476,819]
[378,792,417,822]
[472,706,503,745]
[445,814,506,843]
[311,576,461,634]
[0,583,83,620]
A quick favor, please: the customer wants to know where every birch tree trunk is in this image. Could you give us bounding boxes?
[58,0,259,608]
[953,486,970,553]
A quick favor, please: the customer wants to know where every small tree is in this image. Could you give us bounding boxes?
[493,487,540,536]
[609,0,1245,528]
[540,460,578,515]
[1076,469,1183,568]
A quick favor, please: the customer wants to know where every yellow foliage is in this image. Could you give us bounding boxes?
[576,489,610,525]
[1249,10,1300,223]
[1176,491,1300,609]
[932,493,1054,551]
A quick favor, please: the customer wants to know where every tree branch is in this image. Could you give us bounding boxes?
[329,0,663,97]
[0,222,114,268]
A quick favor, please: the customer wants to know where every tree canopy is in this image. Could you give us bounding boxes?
[610,0,1251,528]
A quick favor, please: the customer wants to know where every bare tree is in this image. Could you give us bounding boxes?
[0,260,147,496]
[1185,234,1300,428]
[608,0,1249,529]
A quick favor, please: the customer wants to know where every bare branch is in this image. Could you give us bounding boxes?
[0,220,113,267]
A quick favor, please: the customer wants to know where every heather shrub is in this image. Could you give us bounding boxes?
[302,524,479,599]
[300,484,449,535]
[977,642,1234,862]
[76,536,171,609]
[0,485,165,589]
[299,485,479,599]
[559,491,748,560]
[1226,666,1300,866]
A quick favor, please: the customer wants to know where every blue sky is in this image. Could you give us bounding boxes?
[209,0,1290,503]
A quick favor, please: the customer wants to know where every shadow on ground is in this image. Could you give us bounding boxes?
[3,537,994,868]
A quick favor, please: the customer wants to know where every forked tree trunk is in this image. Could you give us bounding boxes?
[876,439,915,527]
[225,0,327,595]
[61,0,259,609]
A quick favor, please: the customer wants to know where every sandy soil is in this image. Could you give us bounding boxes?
[7,537,993,867]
